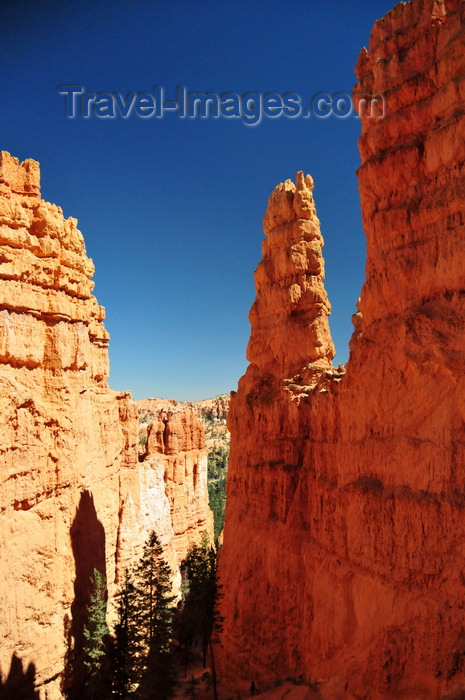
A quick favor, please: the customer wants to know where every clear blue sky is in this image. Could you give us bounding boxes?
[2,0,398,401]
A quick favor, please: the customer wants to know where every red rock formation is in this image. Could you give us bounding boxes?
[0,152,135,699]
[190,394,230,423]
[248,171,334,377]
[137,392,230,466]
[0,153,212,699]
[131,398,214,579]
[137,394,230,423]
[217,2,465,698]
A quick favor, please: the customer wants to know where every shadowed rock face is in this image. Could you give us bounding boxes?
[0,652,41,700]
[217,2,465,699]
[0,153,212,699]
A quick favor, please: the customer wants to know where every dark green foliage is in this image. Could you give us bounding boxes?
[207,447,229,540]
[139,411,154,424]
[109,531,224,699]
[200,412,215,426]
[207,446,228,481]
[111,570,141,698]
[184,674,201,699]
[83,569,109,699]
[180,531,223,698]
[136,532,177,699]
[111,532,177,699]
[137,642,177,700]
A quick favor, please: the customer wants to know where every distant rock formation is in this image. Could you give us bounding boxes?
[137,393,230,457]
[132,398,214,574]
[0,152,212,699]
[217,2,465,698]
[191,394,230,423]
[137,394,230,425]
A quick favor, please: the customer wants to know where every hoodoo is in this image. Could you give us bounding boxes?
[217,1,465,698]
[246,170,335,377]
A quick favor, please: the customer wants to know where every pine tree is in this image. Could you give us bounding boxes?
[185,674,200,699]
[111,569,142,699]
[181,531,223,700]
[111,532,177,698]
[83,568,109,700]
[136,531,177,700]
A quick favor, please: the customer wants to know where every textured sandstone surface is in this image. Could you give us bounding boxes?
[0,153,212,699]
[217,2,465,698]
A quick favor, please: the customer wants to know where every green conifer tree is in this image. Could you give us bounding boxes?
[181,532,223,699]
[111,532,177,699]
[136,531,177,699]
[112,569,142,698]
[185,674,200,699]
[83,568,109,700]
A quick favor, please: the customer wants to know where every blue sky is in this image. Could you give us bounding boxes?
[2,0,398,400]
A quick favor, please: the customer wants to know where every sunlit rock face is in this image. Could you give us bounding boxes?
[189,395,230,423]
[247,171,335,377]
[0,153,212,700]
[133,397,214,573]
[0,151,134,700]
[217,2,465,698]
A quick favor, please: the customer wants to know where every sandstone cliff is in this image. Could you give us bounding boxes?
[0,152,212,699]
[217,2,465,698]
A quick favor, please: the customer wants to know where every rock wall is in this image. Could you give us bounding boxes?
[0,153,212,699]
[217,2,465,698]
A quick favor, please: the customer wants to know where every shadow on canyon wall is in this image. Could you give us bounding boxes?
[0,653,40,699]
[63,490,106,699]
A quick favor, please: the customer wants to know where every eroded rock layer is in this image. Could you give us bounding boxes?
[0,153,212,699]
[217,2,465,698]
